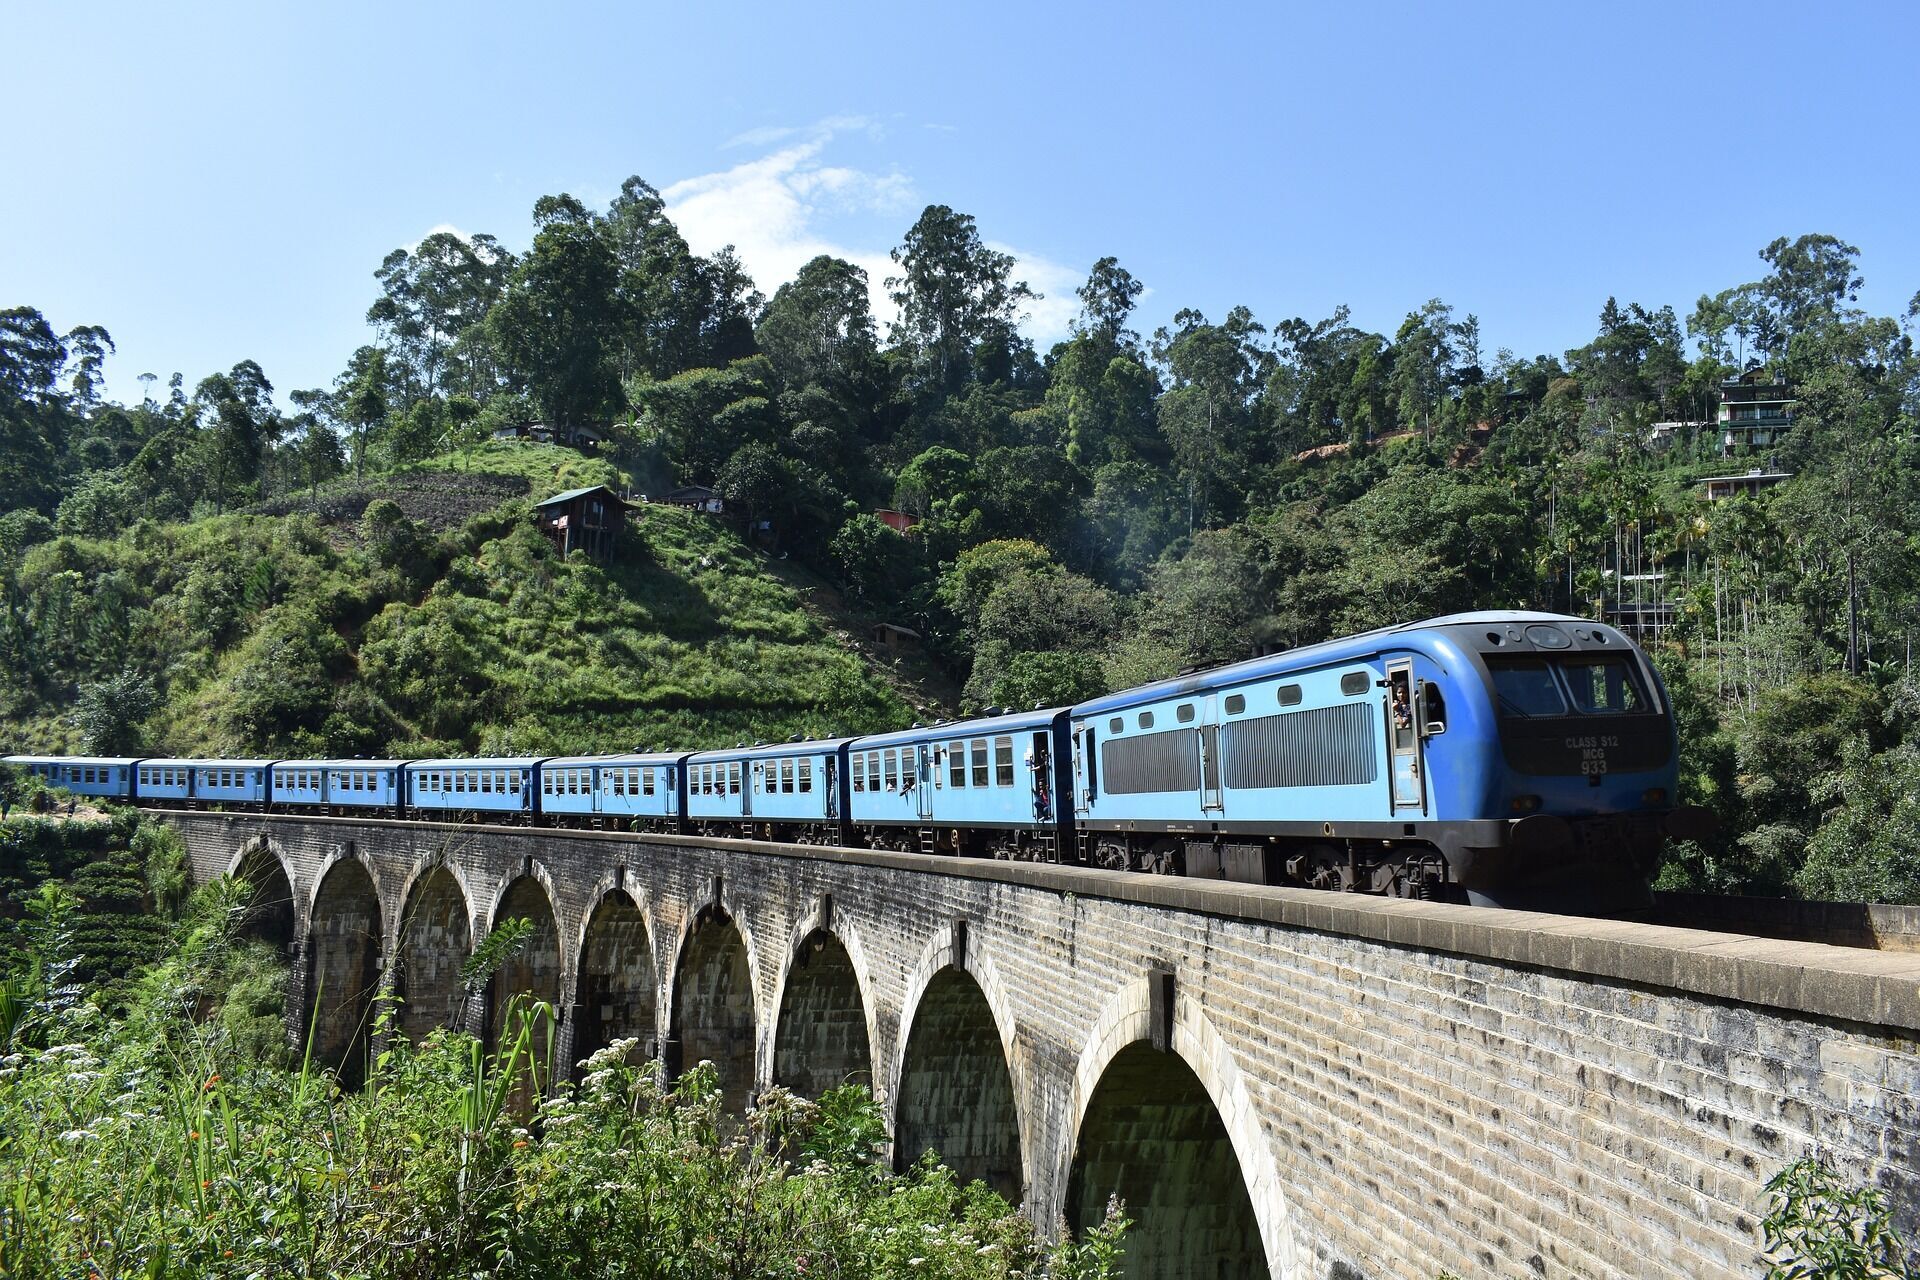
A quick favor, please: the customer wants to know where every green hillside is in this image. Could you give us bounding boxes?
[0,442,943,758]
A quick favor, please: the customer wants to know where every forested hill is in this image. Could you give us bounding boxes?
[0,442,933,759]
[3,184,1920,902]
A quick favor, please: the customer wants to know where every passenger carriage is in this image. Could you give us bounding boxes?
[538,752,685,829]
[405,757,543,822]
[272,760,407,813]
[133,759,195,806]
[6,756,138,802]
[682,740,852,843]
[123,758,274,809]
[847,710,1074,859]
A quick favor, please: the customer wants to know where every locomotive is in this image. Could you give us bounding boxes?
[5,611,1709,912]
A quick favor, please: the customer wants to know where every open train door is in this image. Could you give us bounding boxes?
[1386,660,1426,814]
[915,744,935,822]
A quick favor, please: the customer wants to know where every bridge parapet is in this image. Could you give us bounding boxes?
[157,811,1920,1280]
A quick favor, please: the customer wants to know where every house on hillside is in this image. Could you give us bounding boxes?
[659,485,726,515]
[536,484,632,560]
[874,508,920,533]
[489,422,607,448]
[1700,468,1791,501]
[1718,370,1794,457]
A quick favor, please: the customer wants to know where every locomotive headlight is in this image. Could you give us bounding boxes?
[1510,794,1541,813]
[1642,788,1668,807]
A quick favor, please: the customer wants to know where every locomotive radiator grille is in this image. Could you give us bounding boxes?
[1101,730,1202,794]
[1223,702,1377,789]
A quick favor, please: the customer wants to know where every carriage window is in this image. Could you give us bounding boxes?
[867,753,880,793]
[994,736,1014,787]
[543,772,554,794]
[883,751,898,790]
[949,740,967,788]
[851,754,865,792]
[508,772,521,794]
[643,768,656,796]
[1138,712,1155,729]
[611,770,624,797]
[1224,694,1246,715]
[730,763,742,795]
[778,759,792,793]
[971,739,990,788]
[799,759,813,793]
[1278,684,1303,706]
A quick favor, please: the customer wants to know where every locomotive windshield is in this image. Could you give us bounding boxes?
[1484,653,1668,776]
[1487,656,1648,718]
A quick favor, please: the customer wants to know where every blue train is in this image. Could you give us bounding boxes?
[3,612,1708,910]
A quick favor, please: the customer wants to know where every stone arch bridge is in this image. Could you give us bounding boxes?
[157,812,1920,1280]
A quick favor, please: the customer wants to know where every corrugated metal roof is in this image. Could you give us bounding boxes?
[536,484,618,508]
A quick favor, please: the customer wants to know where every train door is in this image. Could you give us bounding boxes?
[1386,660,1425,813]
[741,761,753,818]
[1197,697,1224,814]
[915,743,934,821]
[592,766,604,815]
[1072,724,1094,816]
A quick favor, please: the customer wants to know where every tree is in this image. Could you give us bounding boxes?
[368,230,514,402]
[887,205,1036,394]
[72,670,157,754]
[193,360,280,512]
[1154,306,1268,529]
[1072,256,1144,357]
[338,347,390,480]
[756,255,880,391]
[487,193,624,436]
[1388,298,1460,440]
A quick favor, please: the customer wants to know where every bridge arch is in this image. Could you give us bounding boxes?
[484,867,564,1053]
[305,851,384,1089]
[227,836,299,955]
[570,884,659,1076]
[1060,976,1296,1280]
[769,902,877,1099]
[391,862,474,1042]
[665,896,763,1115]
[892,928,1027,1205]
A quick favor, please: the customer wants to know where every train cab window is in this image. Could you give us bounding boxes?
[1278,684,1302,706]
[1176,704,1195,723]
[949,741,967,788]
[1224,694,1246,715]
[971,739,989,788]
[1558,657,1647,714]
[994,737,1014,787]
[1138,712,1154,729]
[799,760,813,793]
[1486,659,1567,717]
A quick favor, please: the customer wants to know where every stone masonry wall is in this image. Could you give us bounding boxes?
[169,813,1920,1280]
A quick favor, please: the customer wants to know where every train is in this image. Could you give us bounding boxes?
[3,611,1711,911]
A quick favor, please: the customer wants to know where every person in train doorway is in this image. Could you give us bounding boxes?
[1027,748,1051,822]
[1391,677,1413,733]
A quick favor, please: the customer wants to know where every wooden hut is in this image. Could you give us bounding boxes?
[536,484,630,561]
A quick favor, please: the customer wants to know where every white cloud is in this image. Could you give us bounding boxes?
[664,121,1081,346]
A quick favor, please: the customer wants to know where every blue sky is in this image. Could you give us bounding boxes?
[5,1,1918,406]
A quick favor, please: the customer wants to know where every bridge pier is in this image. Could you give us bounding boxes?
[160,812,1920,1280]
